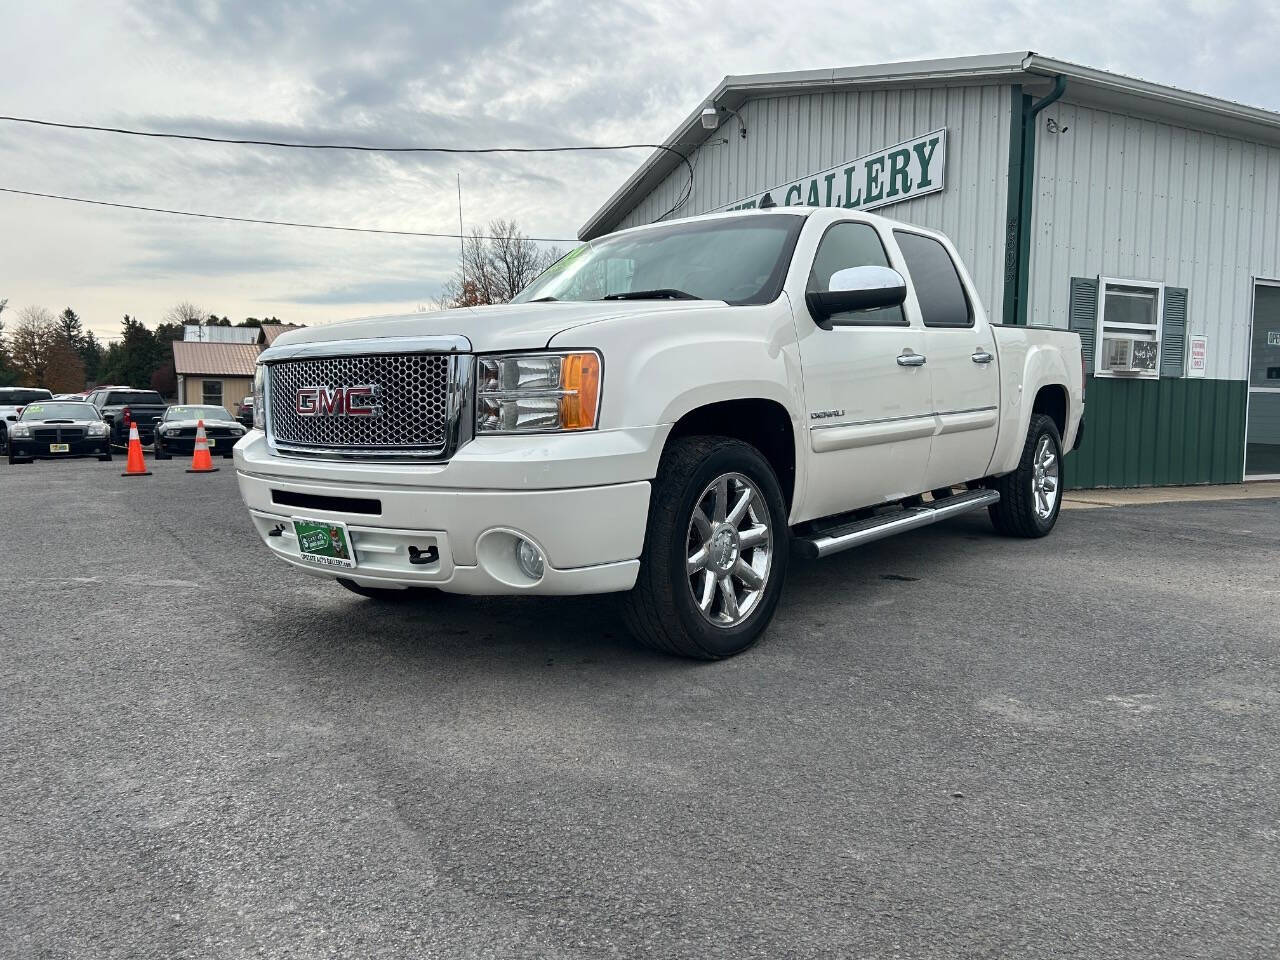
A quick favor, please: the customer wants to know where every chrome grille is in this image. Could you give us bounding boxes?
[267,353,452,454]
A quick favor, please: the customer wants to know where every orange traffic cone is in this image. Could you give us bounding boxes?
[186,419,219,473]
[121,422,151,477]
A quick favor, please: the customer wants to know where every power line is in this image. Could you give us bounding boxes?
[0,113,696,221]
[0,187,577,241]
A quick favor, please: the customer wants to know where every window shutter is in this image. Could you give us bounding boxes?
[1068,277,1099,374]
[1161,287,1188,377]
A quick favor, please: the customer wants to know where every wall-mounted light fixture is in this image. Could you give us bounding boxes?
[700,103,748,138]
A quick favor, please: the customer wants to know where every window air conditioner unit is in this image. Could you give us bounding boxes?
[1102,336,1158,373]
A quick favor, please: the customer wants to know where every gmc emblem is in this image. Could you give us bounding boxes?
[296,385,383,417]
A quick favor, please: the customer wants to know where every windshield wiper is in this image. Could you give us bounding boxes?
[528,296,558,302]
[601,288,701,301]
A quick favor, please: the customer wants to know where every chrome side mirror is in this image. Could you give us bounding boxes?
[806,265,907,328]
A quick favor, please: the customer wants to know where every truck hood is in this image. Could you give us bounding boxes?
[269,300,723,354]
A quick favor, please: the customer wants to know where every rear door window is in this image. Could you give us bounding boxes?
[894,231,973,328]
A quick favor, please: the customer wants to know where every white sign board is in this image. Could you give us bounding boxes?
[718,129,946,214]
[1187,335,1208,378]
[1268,330,1280,347]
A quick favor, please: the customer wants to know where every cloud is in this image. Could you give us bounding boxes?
[286,278,443,305]
[2,0,1279,339]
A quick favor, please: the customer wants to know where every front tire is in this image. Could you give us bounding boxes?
[621,436,789,660]
[153,442,171,460]
[988,413,1063,538]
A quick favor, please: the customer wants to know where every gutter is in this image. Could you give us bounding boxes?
[1002,74,1066,326]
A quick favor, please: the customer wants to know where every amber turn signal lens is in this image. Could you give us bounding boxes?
[559,353,601,430]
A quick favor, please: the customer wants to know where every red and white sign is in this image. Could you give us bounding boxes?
[1187,336,1208,378]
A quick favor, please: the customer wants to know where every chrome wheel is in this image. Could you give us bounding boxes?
[1031,434,1059,520]
[685,472,773,627]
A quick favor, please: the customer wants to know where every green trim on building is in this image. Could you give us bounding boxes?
[1001,84,1025,326]
[1066,377,1248,489]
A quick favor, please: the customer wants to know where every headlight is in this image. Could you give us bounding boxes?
[252,365,265,431]
[476,351,601,434]
[11,424,29,438]
[87,422,108,437]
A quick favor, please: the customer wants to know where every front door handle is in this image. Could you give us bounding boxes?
[896,352,926,367]
[971,349,994,364]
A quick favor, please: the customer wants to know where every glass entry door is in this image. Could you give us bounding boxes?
[1246,283,1280,477]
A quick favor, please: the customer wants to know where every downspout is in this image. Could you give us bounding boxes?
[1003,74,1067,326]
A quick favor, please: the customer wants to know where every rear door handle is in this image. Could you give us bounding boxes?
[896,352,926,367]
[971,350,994,364]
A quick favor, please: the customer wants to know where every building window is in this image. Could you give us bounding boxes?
[202,380,223,405]
[1095,278,1163,378]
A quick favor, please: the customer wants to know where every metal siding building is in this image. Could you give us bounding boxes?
[614,85,1013,323]
[582,53,1280,488]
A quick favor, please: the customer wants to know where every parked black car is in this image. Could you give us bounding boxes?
[153,404,246,460]
[86,388,169,447]
[7,400,112,464]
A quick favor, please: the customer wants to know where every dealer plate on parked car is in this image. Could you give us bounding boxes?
[50,443,69,453]
[294,518,356,568]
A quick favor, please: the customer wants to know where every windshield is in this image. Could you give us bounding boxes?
[20,402,99,421]
[0,389,53,406]
[513,214,805,305]
[164,405,234,422]
[106,391,164,405]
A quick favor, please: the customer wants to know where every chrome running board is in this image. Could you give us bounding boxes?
[793,489,1001,560]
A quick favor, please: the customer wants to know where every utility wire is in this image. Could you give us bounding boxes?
[0,187,577,241]
[0,113,696,222]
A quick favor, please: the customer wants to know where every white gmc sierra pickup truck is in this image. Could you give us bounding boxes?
[235,207,1083,659]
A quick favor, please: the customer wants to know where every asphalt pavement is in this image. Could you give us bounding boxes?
[3,457,1278,959]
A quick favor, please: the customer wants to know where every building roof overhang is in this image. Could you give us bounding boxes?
[579,52,1280,240]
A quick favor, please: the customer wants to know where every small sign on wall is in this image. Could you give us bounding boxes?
[1188,335,1208,378]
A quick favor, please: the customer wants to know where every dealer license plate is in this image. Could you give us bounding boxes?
[207,438,215,447]
[294,518,356,568]
[50,443,70,453]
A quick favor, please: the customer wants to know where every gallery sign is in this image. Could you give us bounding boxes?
[719,128,946,213]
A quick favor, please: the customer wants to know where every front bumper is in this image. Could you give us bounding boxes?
[10,438,110,458]
[157,435,240,455]
[235,431,655,596]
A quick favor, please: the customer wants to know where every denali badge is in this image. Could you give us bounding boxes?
[296,385,383,417]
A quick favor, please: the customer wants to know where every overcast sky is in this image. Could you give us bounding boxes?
[2,0,1277,341]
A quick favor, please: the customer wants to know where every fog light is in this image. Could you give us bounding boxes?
[514,537,545,580]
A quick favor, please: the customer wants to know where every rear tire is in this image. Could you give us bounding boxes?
[621,436,789,660]
[988,413,1063,538]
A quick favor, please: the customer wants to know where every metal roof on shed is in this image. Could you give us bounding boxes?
[171,341,260,377]
[260,323,302,345]
[580,51,1280,240]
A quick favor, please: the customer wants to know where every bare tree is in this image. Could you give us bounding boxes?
[438,220,563,308]
[44,336,86,392]
[163,301,206,326]
[7,306,58,386]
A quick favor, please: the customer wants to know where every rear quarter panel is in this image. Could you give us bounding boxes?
[989,326,1083,475]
